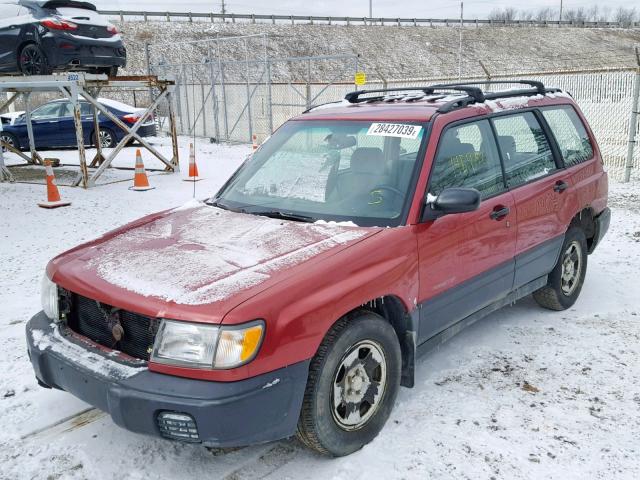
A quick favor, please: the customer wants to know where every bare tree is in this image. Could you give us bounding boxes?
[534,7,554,22]
[519,10,534,21]
[614,7,638,27]
[563,7,588,23]
[488,7,518,22]
[597,6,612,22]
[482,4,636,25]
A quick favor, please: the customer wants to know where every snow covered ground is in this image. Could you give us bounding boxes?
[1,139,639,479]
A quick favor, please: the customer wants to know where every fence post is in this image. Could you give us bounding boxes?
[208,47,220,142]
[479,60,491,91]
[244,38,253,143]
[306,58,312,109]
[266,59,273,133]
[624,67,640,182]
[217,43,229,141]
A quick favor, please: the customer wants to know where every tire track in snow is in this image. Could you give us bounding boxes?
[221,440,301,480]
[21,407,106,443]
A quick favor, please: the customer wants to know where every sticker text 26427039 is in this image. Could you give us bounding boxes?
[366,123,422,140]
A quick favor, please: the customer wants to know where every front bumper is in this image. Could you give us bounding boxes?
[589,207,611,253]
[26,311,309,447]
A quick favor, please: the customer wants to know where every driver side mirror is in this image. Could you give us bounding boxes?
[421,187,481,222]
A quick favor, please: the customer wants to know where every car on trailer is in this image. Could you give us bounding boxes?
[0,0,125,76]
[26,80,609,456]
[0,97,155,150]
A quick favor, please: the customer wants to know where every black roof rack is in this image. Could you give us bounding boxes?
[343,80,562,114]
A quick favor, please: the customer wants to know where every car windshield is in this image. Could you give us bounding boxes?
[213,120,428,227]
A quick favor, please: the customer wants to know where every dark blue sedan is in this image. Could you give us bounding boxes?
[0,98,156,150]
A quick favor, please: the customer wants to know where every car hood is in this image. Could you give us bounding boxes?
[50,201,380,323]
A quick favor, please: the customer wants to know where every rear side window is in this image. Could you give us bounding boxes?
[429,120,505,199]
[492,112,556,188]
[542,106,594,167]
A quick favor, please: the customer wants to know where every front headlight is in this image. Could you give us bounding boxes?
[151,319,264,369]
[41,274,59,321]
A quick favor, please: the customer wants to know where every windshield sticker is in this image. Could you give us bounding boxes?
[366,123,422,139]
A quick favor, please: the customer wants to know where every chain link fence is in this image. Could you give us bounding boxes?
[146,33,638,182]
[373,69,639,181]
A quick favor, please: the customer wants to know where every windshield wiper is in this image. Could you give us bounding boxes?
[246,210,316,223]
[205,198,238,211]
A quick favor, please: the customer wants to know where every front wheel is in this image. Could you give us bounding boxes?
[0,132,19,152]
[533,227,588,311]
[296,311,401,456]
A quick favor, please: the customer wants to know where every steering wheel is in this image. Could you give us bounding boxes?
[370,185,404,200]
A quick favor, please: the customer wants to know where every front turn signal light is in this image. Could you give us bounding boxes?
[214,322,264,369]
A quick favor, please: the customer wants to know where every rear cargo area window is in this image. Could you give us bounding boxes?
[542,106,594,167]
[492,111,556,187]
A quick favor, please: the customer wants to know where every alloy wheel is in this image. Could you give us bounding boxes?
[20,47,46,75]
[99,130,114,148]
[331,340,387,430]
[561,240,582,296]
[0,134,15,151]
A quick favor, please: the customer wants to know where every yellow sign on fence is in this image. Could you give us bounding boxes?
[354,71,366,86]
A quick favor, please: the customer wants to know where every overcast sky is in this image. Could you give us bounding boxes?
[91,0,638,18]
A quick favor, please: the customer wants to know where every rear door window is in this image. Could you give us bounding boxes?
[542,106,594,167]
[429,119,505,199]
[492,111,556,188]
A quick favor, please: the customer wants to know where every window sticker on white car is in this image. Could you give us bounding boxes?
[366,123,422,139]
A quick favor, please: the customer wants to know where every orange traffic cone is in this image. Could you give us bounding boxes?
[38,160,71,209]
[129,149,155,191]
[182,143,202,181]
[252,134,258,150]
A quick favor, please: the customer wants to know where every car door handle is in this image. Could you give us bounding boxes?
[490,206,510,220]
[554,180,569,192]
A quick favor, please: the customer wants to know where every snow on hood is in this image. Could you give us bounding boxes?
[86,204,370,306]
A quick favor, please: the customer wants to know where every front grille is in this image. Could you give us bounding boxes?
[67,294,160,361]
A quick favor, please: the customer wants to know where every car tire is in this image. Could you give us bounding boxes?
[533,227,588,311]
[19,44,51,76]
[296,310,401,457]
[95,128,117,148]
[0,132,19,152]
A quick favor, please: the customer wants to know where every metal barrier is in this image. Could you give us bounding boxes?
[99,10,640,29]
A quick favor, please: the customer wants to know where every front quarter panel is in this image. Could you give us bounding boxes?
[222,226,419,379]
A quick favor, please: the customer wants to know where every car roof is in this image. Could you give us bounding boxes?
[297,81,575,123]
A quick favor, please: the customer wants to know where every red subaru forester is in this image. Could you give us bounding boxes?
[27,81,610,456]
